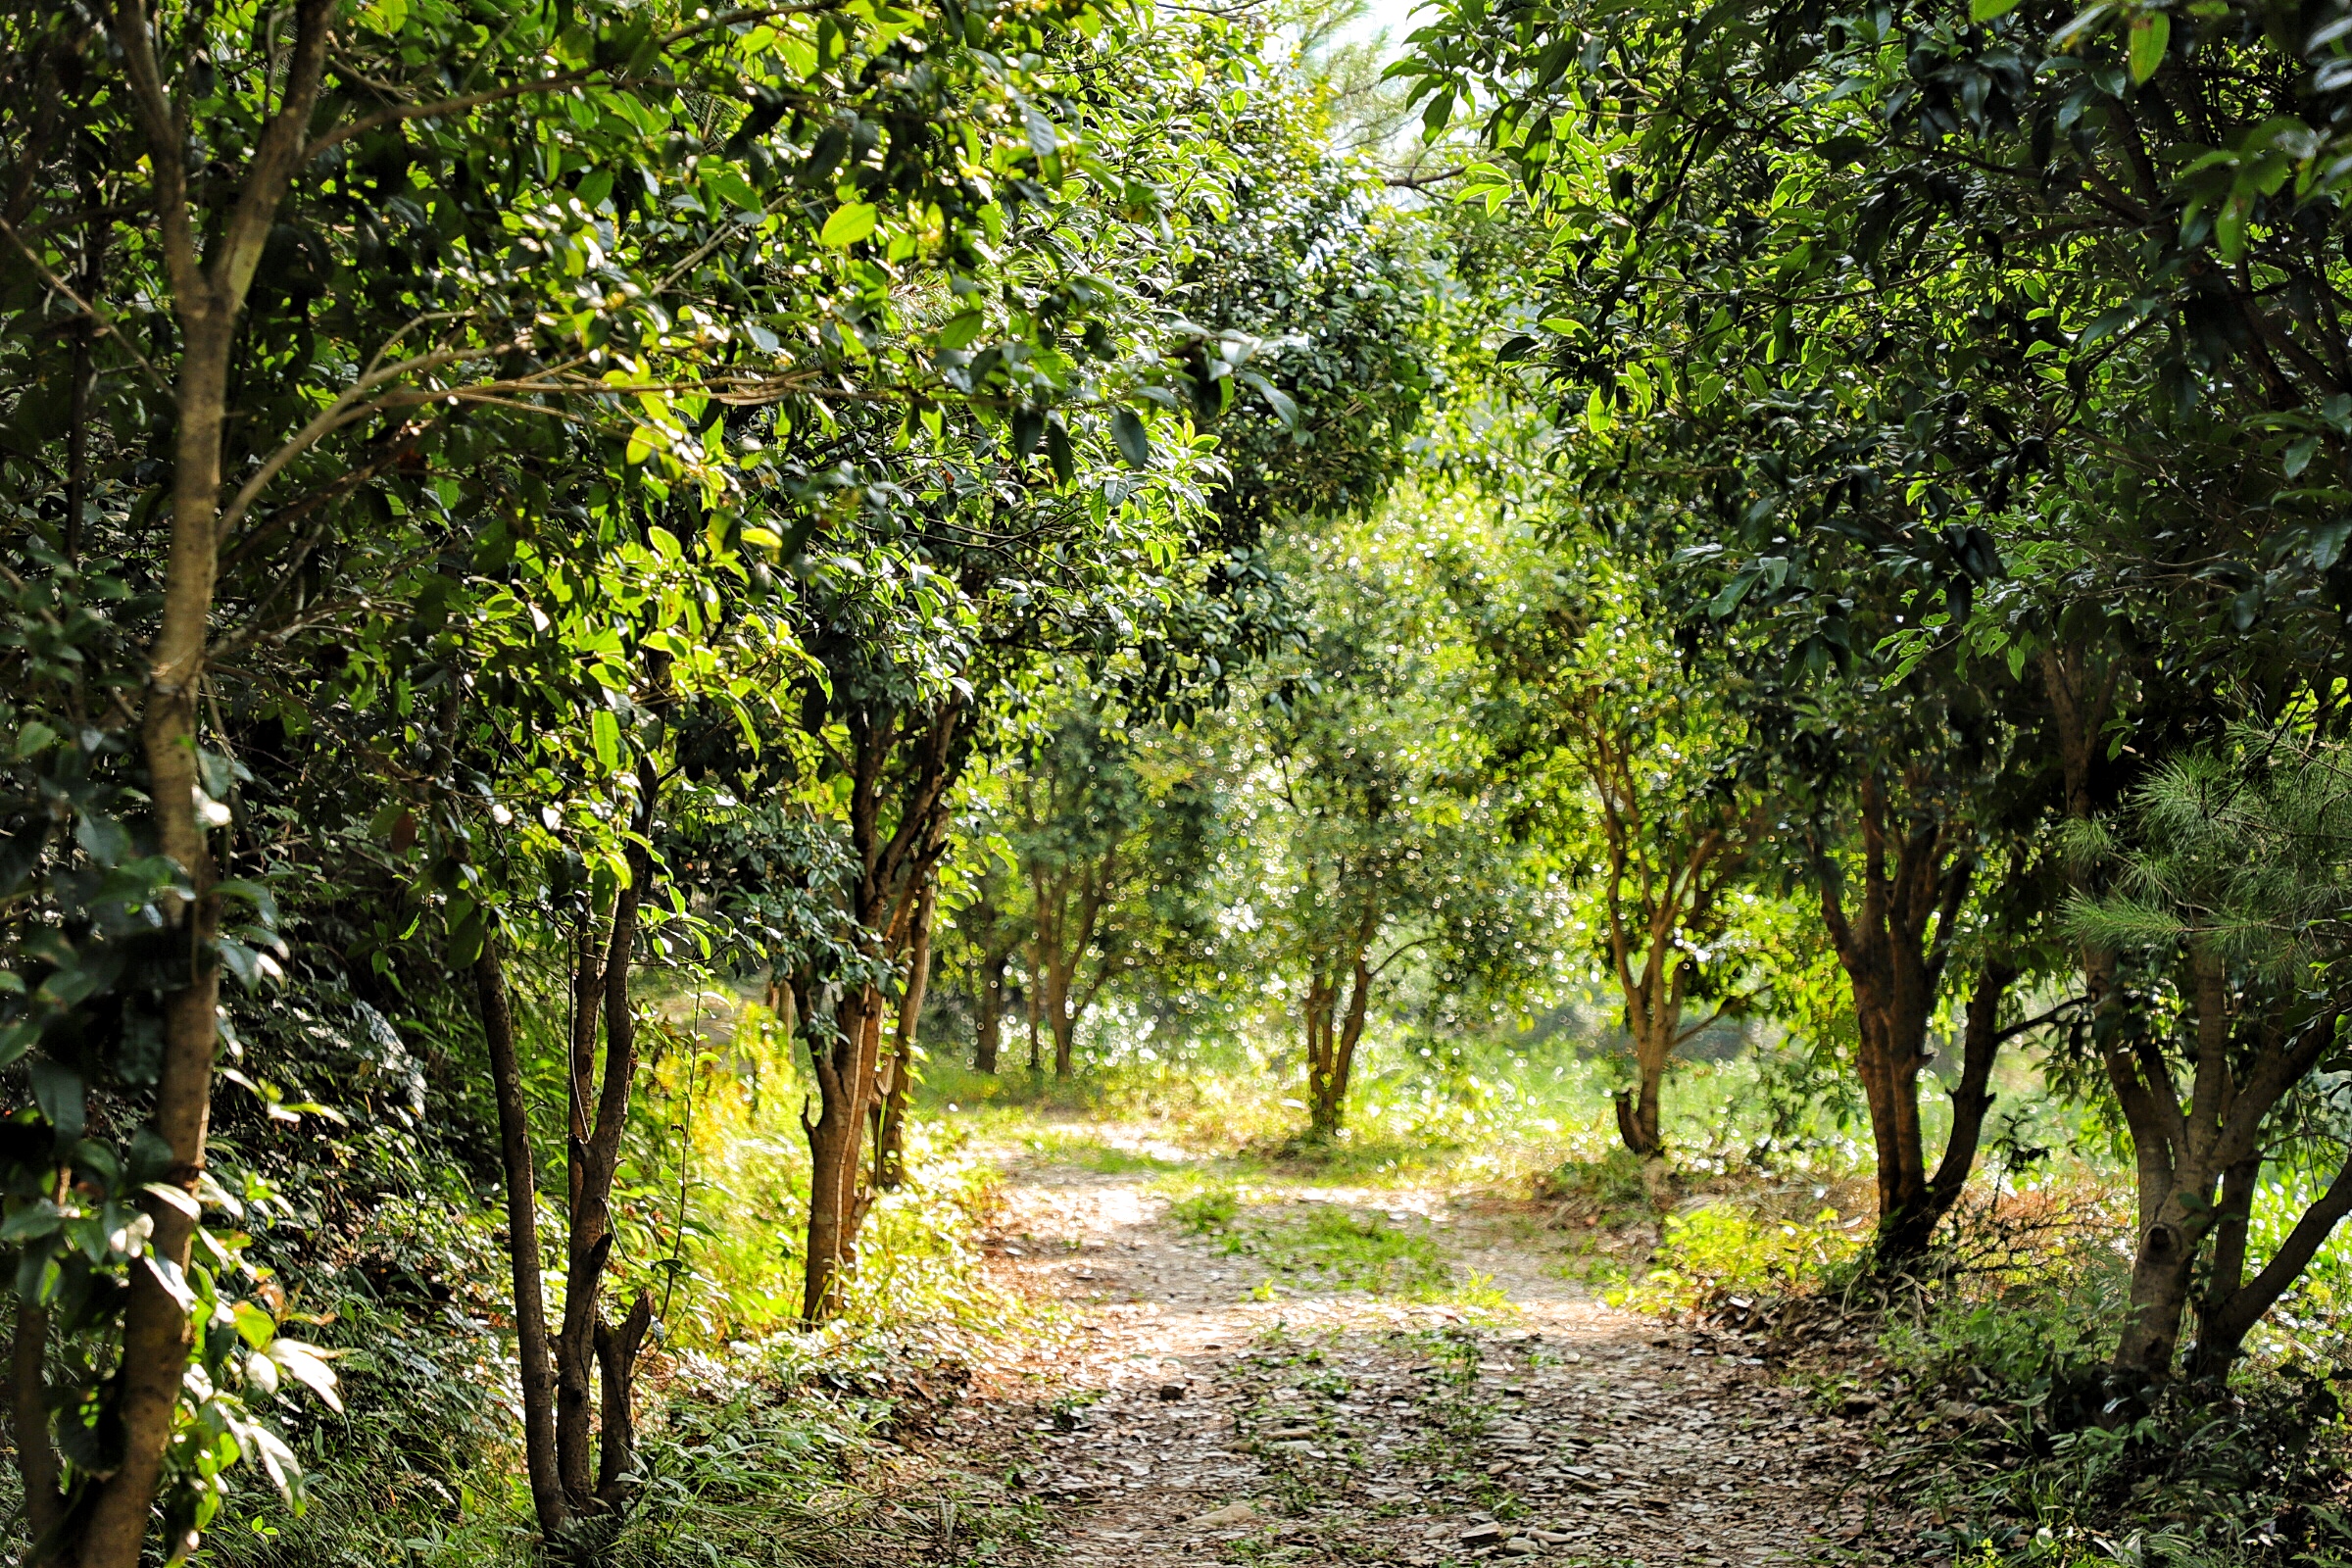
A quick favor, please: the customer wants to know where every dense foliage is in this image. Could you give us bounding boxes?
[18,0,2352,1562]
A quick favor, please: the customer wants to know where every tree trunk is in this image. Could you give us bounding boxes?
[1303,971,1342,1138]
[1615,1011,1672,1157]
[2110,948,2231,1382]
[592,1293,653,1505]
[875,872,939,1192]
[2189,1146,2352,1380]
[77,309,235,1568]
[2114,1196,2206,1380]
[72,13,333,1554]
[974,948,1006,1074]
[554,778,652,1515]
[62,172,103,565]
[1810,777,1974,1264]
[803,985,883,1322]
[1025,964,1043,1075]
[1329,956,1371,1135]
[798,699,963,1323]
[473,934,565,1539]
[1927,961,2017,1218]
[2187,1155,2260,1381]
[12,1296,60,1551]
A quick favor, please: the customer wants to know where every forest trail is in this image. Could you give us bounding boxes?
[912,1127,1900,1568]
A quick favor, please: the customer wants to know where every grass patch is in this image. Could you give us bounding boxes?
[1180,1192,1499,1306]
[1016,1125,1187,1174]
[1169,1183,1241,1233]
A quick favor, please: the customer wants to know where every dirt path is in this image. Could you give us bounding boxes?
[909,1137,1896,1568]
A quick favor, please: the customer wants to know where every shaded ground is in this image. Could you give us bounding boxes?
[890,1126,1904,1568]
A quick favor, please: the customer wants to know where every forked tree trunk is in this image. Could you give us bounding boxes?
[551,771,655,1518]
[1810,775,1978,1263]
[2187,1145,2352,1380]
[1304,953,1372,1139]
[799,700,962,1323]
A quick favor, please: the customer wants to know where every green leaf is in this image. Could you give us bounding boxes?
[1240,371,1299,428]
[1970,0,2024,17]
[1111,409,1152,468]
[591,709,621,770]
[820,202,879,247]
[2129,12,2169,83]
[269,1340,343,1412]
[233,1299,277,1350]
[2311,519,2352,569]
[938,311,986,351]
[706,167,763,214]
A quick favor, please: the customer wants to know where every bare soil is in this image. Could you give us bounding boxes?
[893,1135,1904,1568]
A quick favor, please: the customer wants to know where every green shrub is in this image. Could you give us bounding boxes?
[1609,1202,1862,1315]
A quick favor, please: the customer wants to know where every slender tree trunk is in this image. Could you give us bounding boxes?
[1926,961,2017,1219]
[473,935,565,1539]
[592,1294,653,1505]
[2190,1147,2352,1380]
[2188,1155,2260,1381]
[79,317,234,1568]
[974,948,1007,1074]
[1326,956,1372,1135]
[875,872,939,1192]
[1025,963,1043,1075]
[63,173,104,565]
[12,1296,60,1551]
